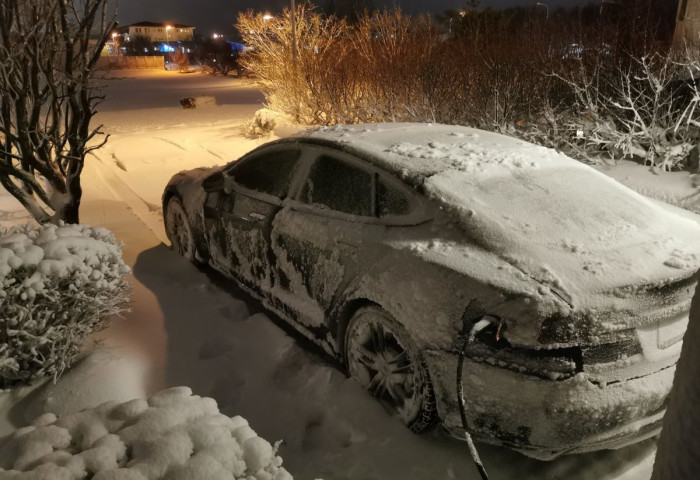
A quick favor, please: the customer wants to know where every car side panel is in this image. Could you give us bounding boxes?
[269,207,386,348]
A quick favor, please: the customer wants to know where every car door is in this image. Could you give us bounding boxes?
[270,148,405,335]
[204,146,301,296]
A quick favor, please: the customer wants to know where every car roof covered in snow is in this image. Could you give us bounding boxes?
[292,123,700,302]
[293,122,576,185]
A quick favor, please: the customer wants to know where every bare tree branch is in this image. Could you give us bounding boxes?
[0,0,118,224]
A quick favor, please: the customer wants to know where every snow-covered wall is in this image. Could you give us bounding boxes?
[651,270,700,479]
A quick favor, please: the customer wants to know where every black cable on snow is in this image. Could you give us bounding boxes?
[457,317,499,480]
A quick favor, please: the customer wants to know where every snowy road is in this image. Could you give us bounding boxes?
[1,70,659,479]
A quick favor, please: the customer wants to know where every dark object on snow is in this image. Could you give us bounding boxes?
[180,97,196,109]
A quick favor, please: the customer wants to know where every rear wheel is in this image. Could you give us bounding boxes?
[165,197,197,262]
[345,306,437,433]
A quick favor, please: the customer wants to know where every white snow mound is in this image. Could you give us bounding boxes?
[0,387,292,480]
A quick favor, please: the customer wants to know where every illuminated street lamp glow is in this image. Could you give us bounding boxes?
[263,14,273,21]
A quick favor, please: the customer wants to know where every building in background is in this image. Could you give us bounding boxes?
[117,22,195,43]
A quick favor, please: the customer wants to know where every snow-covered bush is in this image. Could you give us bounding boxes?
[246,108,295,137]
[0,223,130,388]
[0,386,292,480]
[524,50,700,169]
[237,5,565,129]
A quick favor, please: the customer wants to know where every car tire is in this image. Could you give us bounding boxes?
[165,197,197,263]
[345,306,438,433]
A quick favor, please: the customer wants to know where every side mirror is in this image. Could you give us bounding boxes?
[202,171,225,192]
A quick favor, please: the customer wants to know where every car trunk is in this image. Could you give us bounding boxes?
[424,162,700,355]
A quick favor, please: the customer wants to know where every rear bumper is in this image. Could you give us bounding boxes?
[424,350,675,460]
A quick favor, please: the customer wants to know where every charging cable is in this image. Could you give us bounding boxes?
[457,316,501,480]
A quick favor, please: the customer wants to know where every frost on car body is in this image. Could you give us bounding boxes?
[163,123,700,459]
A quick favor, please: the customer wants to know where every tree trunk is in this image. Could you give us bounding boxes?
[0,0,114,226]
[58,198,81,225]
[651,272,700,480]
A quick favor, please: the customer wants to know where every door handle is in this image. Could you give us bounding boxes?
[248,212,265,221]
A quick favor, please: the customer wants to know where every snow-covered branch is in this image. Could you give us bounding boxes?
[0,0,117,224]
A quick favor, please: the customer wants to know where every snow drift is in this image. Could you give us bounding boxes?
[0,386,292,480]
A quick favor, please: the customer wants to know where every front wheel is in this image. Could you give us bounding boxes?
[345,306,438,433]
[165,197,197,263]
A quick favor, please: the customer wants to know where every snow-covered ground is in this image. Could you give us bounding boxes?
[3,69,691,479]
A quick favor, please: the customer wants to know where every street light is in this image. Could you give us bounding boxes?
[263,13,273,21]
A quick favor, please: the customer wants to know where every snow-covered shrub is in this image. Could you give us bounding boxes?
[0,223,130,388]
[237,6,572,130]
[238,4,347,125]
[524,50,700,169]
[246,108,295,137]
[0,386,293,480]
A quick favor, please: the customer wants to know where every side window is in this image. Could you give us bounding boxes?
[231,149,300,198]
[377,178,410,217]
[301,155,373,216]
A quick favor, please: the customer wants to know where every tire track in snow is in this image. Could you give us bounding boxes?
[204,147,224,161]
[87,154,168,244]
[154,137,187,151]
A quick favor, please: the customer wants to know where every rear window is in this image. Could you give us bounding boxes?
[300,155,373,216]
[377,178,410,217]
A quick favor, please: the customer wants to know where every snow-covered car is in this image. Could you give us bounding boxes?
[163,123,700,459]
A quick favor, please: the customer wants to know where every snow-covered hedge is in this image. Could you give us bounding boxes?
[0,387,292,480]
[0,223,130,387]
[246,108,294,137]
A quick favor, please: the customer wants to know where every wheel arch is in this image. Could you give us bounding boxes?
[162,187,179,216]
[163,191,210,263]
[332,297,381,364]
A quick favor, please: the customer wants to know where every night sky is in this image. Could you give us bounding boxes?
[116,0,586,37]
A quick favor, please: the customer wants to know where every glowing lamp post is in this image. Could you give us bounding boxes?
[110,32,118,58]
